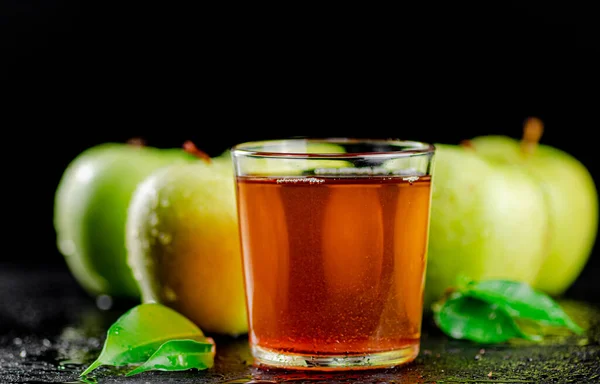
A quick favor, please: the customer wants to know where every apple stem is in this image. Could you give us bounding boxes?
[460,139,475,150]
[183,140,211,164]
[521,117,544,156]
[127,137,146,147]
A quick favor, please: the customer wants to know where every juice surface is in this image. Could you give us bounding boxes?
[236,175,432,355]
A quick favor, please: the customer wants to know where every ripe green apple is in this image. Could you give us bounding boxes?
[424,142,550,307]
[469,118,598,296]
[54,142,197,299]
[125,146,248,336]
[424,118,598,308]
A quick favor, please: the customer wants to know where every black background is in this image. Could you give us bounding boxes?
[2,2,598,300]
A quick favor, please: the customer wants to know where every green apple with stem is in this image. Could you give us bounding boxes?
[469,118,598,296]
[54,140,197,299]
[424,118,598,308]
[126,141,248,336]
[424,138,549,308]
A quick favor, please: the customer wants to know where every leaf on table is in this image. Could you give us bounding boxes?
[126,338,216,376]
[463,279,583,334]
[80,303,207,377]
[433,292,540,344]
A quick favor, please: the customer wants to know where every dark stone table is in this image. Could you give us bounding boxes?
[1,266,599,384]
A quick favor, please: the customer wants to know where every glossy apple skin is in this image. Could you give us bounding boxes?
[424,144,550,308]
[470,136,599,296]
[126,154,248,336]
[54,143,196,299]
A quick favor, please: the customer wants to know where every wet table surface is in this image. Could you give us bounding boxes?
[1,267,599,384]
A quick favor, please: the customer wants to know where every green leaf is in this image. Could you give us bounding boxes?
[433,292,540,344]
[126,339,215,377]
[463,279,583,334]
[80,303,206,377]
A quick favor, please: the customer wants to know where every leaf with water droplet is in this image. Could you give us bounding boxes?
[80,303,207,377]
[125,339,215,376]
[433,292,538,344]
[461,279,583,334]
[433,277,584,344]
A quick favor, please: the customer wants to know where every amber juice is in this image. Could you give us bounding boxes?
[235,174,432,362]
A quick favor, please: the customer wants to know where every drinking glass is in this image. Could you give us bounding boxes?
[230,138,436,371]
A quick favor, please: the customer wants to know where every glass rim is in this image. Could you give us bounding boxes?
[231,137,436,159]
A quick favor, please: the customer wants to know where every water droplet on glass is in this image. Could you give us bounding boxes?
[42,339,52,348]
[160,199,170,207]
[158,232,172,245]
[13,337,22,346]
[150,228,159,237]
[149,214,159,226]
[20,350,27,358]
[163,286,178,302]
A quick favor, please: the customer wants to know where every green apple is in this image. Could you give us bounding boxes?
[424,143,550,307]
[54,142,197,299]
[424,118,598,308]
[469,118,598,296]
[125,147,248,336]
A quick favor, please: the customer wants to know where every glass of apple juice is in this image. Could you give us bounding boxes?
[230,138,436,371]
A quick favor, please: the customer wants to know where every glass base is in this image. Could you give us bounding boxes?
[251,344,419,371]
